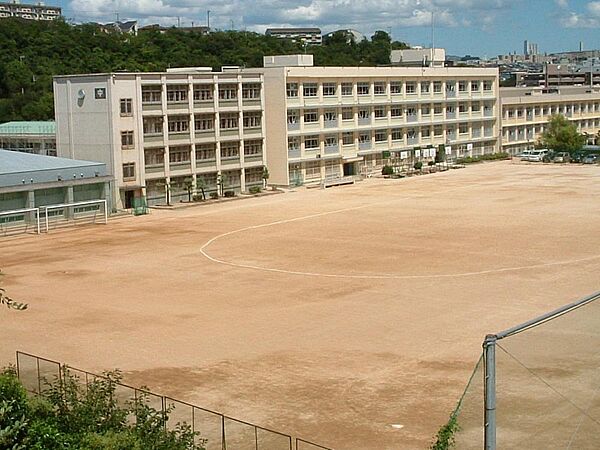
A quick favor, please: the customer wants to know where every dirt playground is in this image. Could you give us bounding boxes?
[1,160,599,449]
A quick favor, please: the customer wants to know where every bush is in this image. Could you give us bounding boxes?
[209,192,218,199]
[381,165,394,176]
[249,186,261,194]
[192,194,204,202]
[414,161,423,170]
[456,152,510,165]
[430,415,459,450]
[428,160,435,166]
[224,190,235,198]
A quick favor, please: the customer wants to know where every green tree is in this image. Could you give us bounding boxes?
[538,114,586,153]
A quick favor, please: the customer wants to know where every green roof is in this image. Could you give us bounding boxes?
[0,121,55,136]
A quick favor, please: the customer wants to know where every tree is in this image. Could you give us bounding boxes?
[538,114,586,153]
[183,177,194,202]
[196,178,206,200]
[262,166,270,189]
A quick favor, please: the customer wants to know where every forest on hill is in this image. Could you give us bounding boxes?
[0,18,408,122]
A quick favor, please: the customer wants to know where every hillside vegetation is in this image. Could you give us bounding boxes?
[0,19,408,122]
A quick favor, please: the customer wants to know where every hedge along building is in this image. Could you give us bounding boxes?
[53,69,266,208]
[244,55,500,186]
[0,149,111,228]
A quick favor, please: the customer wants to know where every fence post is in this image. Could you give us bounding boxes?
[484,334,497,450]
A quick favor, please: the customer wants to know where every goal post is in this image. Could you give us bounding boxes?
[0,207,40,235]
[42,199,107,233]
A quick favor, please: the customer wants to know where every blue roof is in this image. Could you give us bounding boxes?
[0,121,56,136]
[0,149,101,175]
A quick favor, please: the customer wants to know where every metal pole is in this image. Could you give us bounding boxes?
[484,334,497,450]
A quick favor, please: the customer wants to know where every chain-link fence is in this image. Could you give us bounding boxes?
[453,291,600,449]
[15,351,332,450]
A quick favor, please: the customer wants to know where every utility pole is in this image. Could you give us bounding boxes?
[207,10,210,30]
[230,19,234,30]
[177,16,180,27]
[431,10,435,67]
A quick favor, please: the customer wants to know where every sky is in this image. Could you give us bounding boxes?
[55,0,600,57]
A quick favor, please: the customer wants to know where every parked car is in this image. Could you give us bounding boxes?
[571,152,586,163]
[553,152,571,163]
[518,150,533,160]
[582,154,599,164]
[527,150,549,162]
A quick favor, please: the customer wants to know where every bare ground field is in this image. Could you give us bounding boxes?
[1,160,599,449]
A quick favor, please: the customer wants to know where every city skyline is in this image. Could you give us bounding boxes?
[12,0,600,56]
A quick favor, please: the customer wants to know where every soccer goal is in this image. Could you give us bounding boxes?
[42,199,108,233]
[0,207,41,236]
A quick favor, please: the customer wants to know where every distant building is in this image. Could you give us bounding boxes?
[0,0,61,21]
[96,20,138,35]
[391,48,446,67]
[323,29,367,44]
[265,28,322,46]
[139,24,209,34]
[0,121,56,156]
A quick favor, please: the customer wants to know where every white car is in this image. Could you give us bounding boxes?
[518,150,533,160]
[527,150,548,162]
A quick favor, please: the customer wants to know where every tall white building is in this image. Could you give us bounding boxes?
[0,1,61,20]
[54,69,266,209]
[247,55,500,186]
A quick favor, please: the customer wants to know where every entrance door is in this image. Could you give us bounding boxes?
[343,163,355,177]
[124,190,135,209]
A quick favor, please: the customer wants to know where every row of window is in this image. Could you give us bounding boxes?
[287,103,494,123]
[288,125,492,150]
[141,83,261,104]
[146,168,264,193]
[286,80,494,98]
[142,113,262,135]
[504,103,600,119]
[143,140,263,165]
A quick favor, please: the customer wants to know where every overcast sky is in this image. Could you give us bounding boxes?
[58,0,600,56]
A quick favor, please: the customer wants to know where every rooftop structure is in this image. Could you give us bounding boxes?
[0,121,56,156]
[391,48,446,68]
[0,0,61,21]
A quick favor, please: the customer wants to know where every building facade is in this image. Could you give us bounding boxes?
[0,1,61,20]
[249,55,500,186]
[0,121,56,156]
[54,69,266,209]
[500,86,600,154]
[265,28,322,46]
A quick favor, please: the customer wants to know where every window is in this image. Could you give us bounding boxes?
[358,108,370,120]
[288,137,300,151]
[245,167,264,183]
[144,149,164,166]
[219,84,238,100]
[167,85,188,102]
[458,81,467,92]
[122,163,135,180]
[357,82,370,95]
[375,130,387,142]
[406,82,416,94]
[434,125,443,136]
[196,143,216,161]
[391,107,402,118]
[459,123,469,134]
[243,112,262,128]
[406,107,417,116]
[303,83,318,97]
[341,83,353,96]
[446,82,456,92]
[168,117,189,133]
[507,109,515,118]
[286,83,299,97]
[374,82,386,95]
[304,110,318,123]
[390,81,402,94]
[324,110,337,122]
[220,113,239,130]
[342,107,353,120]
[195,114,214,131]
[220,141,239,158]
[472,103,481,113]
[421,127,431,138]
[358,133,370,143]
[324,135,337,147]
[406,128,416,139]
[483,81,492,91]
[242,83,261,99]
[446,106,455,114]
[421,105,431,116]
[305,161,320,179]
[433,81,442,93]
[420,82,430,94]
[120,98,133,116]
[304,136,319,149]
[342,132,354,145]
[323,83,336,96]
[169,146,191,163]
[287,110,299,124]
[244,140,262,156]
[143,117,163,135]
[391,129,402,140]
[141,86,161,103]
[459,103,468,113]
[471,81,480,91]
[121,131,134,149]
[374,106,386,118]
[434,104,443,115]
[193,85,213,101]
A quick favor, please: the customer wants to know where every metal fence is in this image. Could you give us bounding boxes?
[452,290,600,449]
[15,351,332,450]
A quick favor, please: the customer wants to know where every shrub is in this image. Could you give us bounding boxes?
[414,161,423,170]
[428,161,435,166]
[381,165,394,176]
[430,415,459,450]
[224,190,235,198]
[192,194,204,202]
[249,186,261,194]
[209,192,218,199]
[457,152,510,165]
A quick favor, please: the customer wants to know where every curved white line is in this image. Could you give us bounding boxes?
[199,201,600,280]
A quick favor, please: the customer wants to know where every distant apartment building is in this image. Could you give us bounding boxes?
[0,121,56,156]
[54,69,266,209]
[247,55,499,186]
[0,1,61,20]
[500,86,600,154]
[265,28,322,45]
[391,48,446,68]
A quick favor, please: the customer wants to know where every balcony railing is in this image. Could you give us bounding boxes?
[288,148,301,159]
[324,145,339,155]
[324,120,338,129]
[358,142,372,150]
